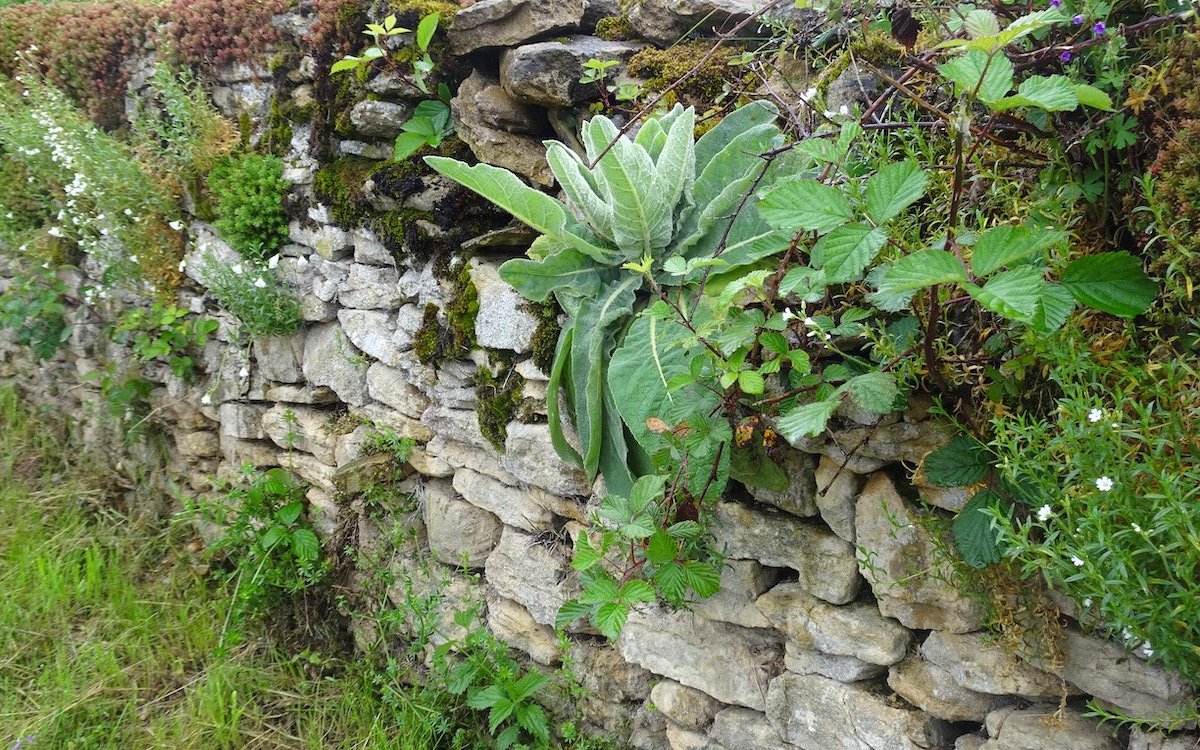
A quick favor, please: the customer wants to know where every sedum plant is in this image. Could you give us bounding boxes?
[427,102,794,497]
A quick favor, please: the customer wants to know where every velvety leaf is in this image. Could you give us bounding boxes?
[876,249,967,294]
[498,247,602,303]
[970,224,1066,276]
[546,142,614,242]
[965,266,1043,322]
[924,435,990,487]
[693,100,779,175]
[1031,283,1075,334]
[845,371,898,413]
[991,75,1079,112]
[953,491,1005,568]
[938,49,1013,103]
[1062,252,1157,318]
[777,397,840,441]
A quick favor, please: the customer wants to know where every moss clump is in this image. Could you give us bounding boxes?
[411,268,478,365]
[628,41,740,103]
[260,96,295,158]
[595,15,635,42]
[475,363,524,451]
[412,302,443,364]
[527,300,562,375]
[313,156,379,226]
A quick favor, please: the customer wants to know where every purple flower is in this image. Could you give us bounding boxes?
[1060,49,1073,62]
[1072,13,1084,24]
[1049,0,1061,6]
[1093,21,1107,34]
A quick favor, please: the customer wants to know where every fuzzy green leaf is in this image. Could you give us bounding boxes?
[1074,84,1114,111]
[970,224,1066,276]
[646,529,678,565]
[555,599,593,630]
[953,491,1005,568]
[876,249,968,294]
[498,247,602,304]
[845,371,898,414]
[759,178,853,234]
[965,266,1043,322]
[290,529,319,563]
[924,435,990,487]
[594,601,629,639]
[1061,252,1157,318]
[1031,283,1075,334]
[937,50,1013,104]
[865,161,928,225]
[812,223,889,282]
[777,397,840,441]
[991,75,1079,112]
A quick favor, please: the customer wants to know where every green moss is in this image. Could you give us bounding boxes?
[475,363,524,451]
[413,302,443,364]
[445,265,479,354]
[628,41,740,103]
[595,15,635,42]
[312,156,379,226]
[237,111,254,149]
[260,97,294,158]
[528,300,562,375]
[387,0,457,22]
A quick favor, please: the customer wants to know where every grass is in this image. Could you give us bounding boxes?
[0,386,497,749]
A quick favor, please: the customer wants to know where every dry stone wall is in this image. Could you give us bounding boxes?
[0,2,1196,749]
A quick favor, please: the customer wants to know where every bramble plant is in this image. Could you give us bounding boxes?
[0,265,71,360]
[111,302,219,379]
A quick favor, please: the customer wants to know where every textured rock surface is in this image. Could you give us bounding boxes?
[302,321,370,406]
[747,448,819,517]
[709,706,795,750]
[650,680,722,730]
[920,630,1066,700]
[629,0,757,45]
[501,422,592,496]
[691,559,780,629]
[452,71,553,186]
[887,655,1007,722]
[757,583,910,666]
[448,0,586,54]
[981,706,1120,750]
[618,607,783,711]
[500,36,643,107]
[348,100,411,139]
[423,478,503,568]
[485,526,577,627]
[467,258,540,352]
[486,593,561,665]
[814,454,861,542]
[714,502,861,605]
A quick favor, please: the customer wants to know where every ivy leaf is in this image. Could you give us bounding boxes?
[777,396,840,441]
[812,224,889,282]
[970,224,1066,276]
[953,491,1006,568]
[845,371,898,414]
[991,75,1079,112]
[1061,252,1157,318]
[758,178,853,234]
[875,249,967,294]
[594,601,629,639]
[964,266,1043,322]
[865,161,928,225]
[555,599,593,630]
[924,435,990,487]
[937,49,1013,104]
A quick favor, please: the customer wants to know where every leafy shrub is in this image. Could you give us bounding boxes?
[0,265,71,359]
[206,153,291,261]
[196,254,302,338]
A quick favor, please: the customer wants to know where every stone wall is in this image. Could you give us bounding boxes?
[0,2,1196,749]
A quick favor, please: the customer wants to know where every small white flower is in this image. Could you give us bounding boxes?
[1088,408,1103,423]
[1037,504,1053,522]
[239,366,250,378]
[253,277,267,289]
[781,307,797,321]
[1132,522,1143,534]
[168,220,184,231]
[200,394,212,406]
[178,259,187,272]
[1095,476,1114,492]
[1071,555,1085,567]
[268,254,280,269]
[1111,422,1119,429]
[123,208,133,216]
[128,254,138,264]
[1083,597,1093,607]
[231,264,244,275]
[47,226,63,238]
[803,316,816,327]
[40,262,49,270]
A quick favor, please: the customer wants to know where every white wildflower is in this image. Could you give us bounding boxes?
[1088,408,1103,423]
[1071,555,1085,567]
[268,254,280,270]
[253,277,267,288]
[128,255,138,264]
[239,367,250,378]
[1037,504,1053,522]
[1132,522,1143,534]
[231,264,243,275]
[200,394,212,406]
[1095,476,1114,492]
[1083,597,1093,607]
[781,307,797,321]
[169,220,184,231]
[47,226,63,238]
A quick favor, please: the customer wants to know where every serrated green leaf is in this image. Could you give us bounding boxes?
[579,572,620,605]
[779,266,827,301]
[571,532,603,571]
[991,75,1079,112]
[953,491,1005,568]
[865,161,928,225]
[646,529,678,565]
[845,371,898,413]
[594,601,629,639]
[812,223,889,282]
[759,331,789,355]
[653,562,687,604]
[938,50,1013,104]
[290,529,319,562]
[965,266,1043,322]
[962,8,1000,37]
[682,561,722,598]
[777,397,840,441]
[1074,84,1114,111]
[619,579,657,605]
[1031,283,1075,334]
[876,249,967,294]
[758,178,853,234]
[738,370,765,395]
[1061,252,1157,318]
[924,435,990,487]
[555,599,593,630]
[970,224,1066,276]
[466,685,504,710]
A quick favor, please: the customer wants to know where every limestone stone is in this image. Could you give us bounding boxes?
[814,454,862,543]
[219,433,280,467]
[500,36,643,108]
[710,707,796,750]
[366,362,430,418]
[352,227,394,266]
[264,384,340,405]
[486,593,561,665]
[452,71,553,186]
[757,583,910,666]
[337,263,402,310]
[1128,728,1200,750]
[956,735,986,750]
[448,0,586,54]
[253,333,305,383]
[982,705,1120,750]
[887,655,1007,723]
[855,473,983,632]
[387,557,479,647]
[334,424,374,467]
[453,467,554,531]
[423,478,502,568]
[349,100,411,139]
[398,264,445,307]
[422,406,492,451]
[347,402,432,441]
[650,680,722,730]
[392,303,426,351]
[468,258,540,352]
[289,220,352,260]
[713,502,860,605]
[784,642,885,683]
[747,447,818,517]
[920,630,1066,700]
[261,404,338,464]
[210,82,271,119]
[408,445,453,477]
[915,476,972,512]
[692,559,780,629]
[302,322,370,406]
[617,607,784,711]
[485,526,578,627]
[1037,631,1195,724]
[426,436,516,485]
[828,418,955,469]
[629,0,757,45]
[175,430,220,458]
[367,70,424,99]
[277,452,337,493]
[218,402,269,440]
[337,309,400,366]
[501,422,592,496]
[665,723,711,750]
[766,672,952,750]
[306,487,340,538]
[572,638,655,703]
